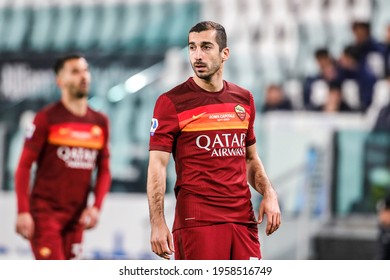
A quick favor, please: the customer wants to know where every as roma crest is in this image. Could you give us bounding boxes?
[234,104,246,121]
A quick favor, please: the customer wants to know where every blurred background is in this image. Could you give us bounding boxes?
[1,0,390,260]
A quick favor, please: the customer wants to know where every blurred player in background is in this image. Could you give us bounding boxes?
[147,21,281,260]
[14,54,111,260]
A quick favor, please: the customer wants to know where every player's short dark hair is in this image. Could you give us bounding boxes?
[54,53,85,75]
[352,20,371,32]
[189,21,227,51]
[343,45,360,62]
[314,48,330,60]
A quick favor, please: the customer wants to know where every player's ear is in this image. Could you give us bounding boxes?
[55,75,63,88]
[221,47,230,62]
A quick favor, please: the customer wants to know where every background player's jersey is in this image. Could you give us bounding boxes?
[149,78,258,231]
[23,101,109,217]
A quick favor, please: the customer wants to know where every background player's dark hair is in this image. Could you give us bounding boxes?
[189,21,227,51]
[54,53,85,75]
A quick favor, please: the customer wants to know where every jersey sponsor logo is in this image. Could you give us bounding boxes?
[150,118,158,136]
[192,112,207,119]
[48,123,104,149]
[177,103,250,131]
[235,104,246,121]
[196,133,246,157]
[39,246,52,258]
[208,113,236,121]
[57,146,98,169]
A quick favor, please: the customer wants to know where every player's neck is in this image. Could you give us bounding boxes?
[193,71,224,92]
[61,95,88,117]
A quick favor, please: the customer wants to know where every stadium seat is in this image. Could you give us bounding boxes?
[51,4,78,52]
[350,0,373,22]
[274,17,299,76]
[365,79,390,126]
[160,47,190,89]
[120,2,149,51]
[141,1,172,51]
[341,79,361,110]
[310,79,329,107]
[283,79,304,110]
[0,6,10,51]
[97,3,122,52]
[167,1,200,48]
[371,0,390,40]
[324,0,353,56]
[73,4,102,51]
[366,51,385,79]
[370,79,390,109]
[29,4,54,52]
[2,5,29,52]
[244,0,263,42]
[297,0,327,51]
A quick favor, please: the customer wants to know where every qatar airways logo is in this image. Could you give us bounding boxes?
[196,133,246,157]
[57,146,98,170]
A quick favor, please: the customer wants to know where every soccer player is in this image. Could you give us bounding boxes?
[14,54,111,260]
[147,21,281,260]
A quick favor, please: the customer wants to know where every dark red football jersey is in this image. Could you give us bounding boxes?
[19,102,110,216]
[149,78,258,231]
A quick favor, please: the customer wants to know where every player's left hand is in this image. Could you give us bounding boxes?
[258,189,281,236]
[79,206,100,229]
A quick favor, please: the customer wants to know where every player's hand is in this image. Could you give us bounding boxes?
[150,222,174,260]
[79,206,99,230]
[258,189,281,235]
[16,212,34,240]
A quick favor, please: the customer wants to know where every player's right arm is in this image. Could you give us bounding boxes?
[15,145,38,239]
[146,150,174,260]
[15,111,47,240]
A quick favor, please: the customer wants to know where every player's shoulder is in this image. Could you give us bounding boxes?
[35,101,61,120]
[40,101,60,113]
[88,106,109,123]
[225,80,251,96]
[154,78,192,107]
[164,78,192,97]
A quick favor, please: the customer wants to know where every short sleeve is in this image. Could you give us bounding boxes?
[100,115,110,158]
[246,92,257,147]
[23,111,48,153]
[149,94,180,153]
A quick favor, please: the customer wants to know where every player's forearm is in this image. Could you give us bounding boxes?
[15,148,36,213]
[147,168,167,226]
[147,151,170,225]
[93,155,111,210]
[246,154,274,197]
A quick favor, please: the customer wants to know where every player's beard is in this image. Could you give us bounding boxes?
[68,87,88,99]
[72,81,89,99]
[192,61,221,81]
[74,91,88,99]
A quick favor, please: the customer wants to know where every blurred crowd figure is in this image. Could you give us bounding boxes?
[384,25,390,78]
[262,84,292,113]
[262,20,390,115]
[377,194,390,259]
[311,82,354,113]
